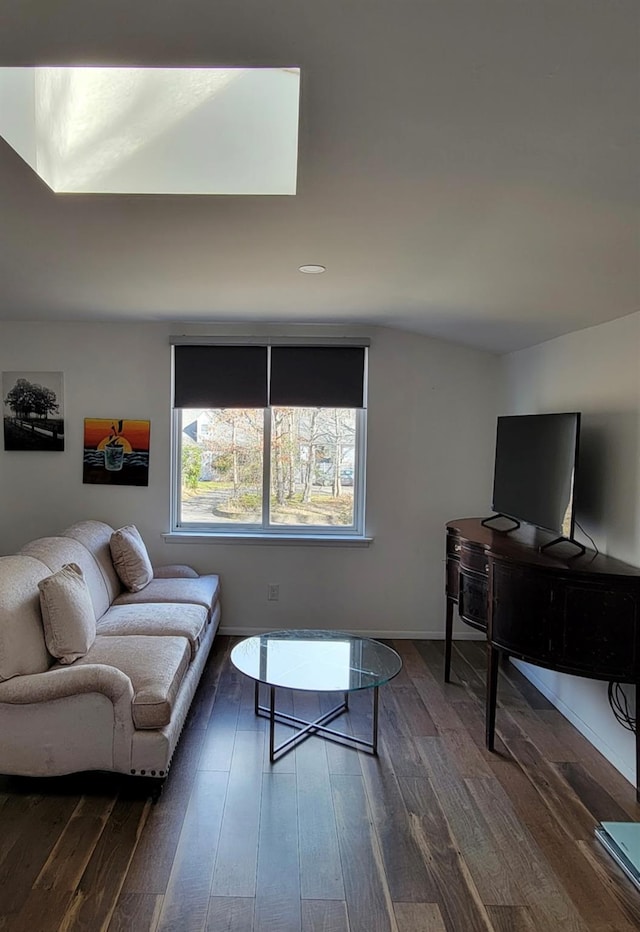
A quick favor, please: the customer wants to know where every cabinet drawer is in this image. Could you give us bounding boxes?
[460,543,489,576]
[446,533,462,558]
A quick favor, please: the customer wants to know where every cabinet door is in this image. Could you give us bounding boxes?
[561,585,638,679]
[489,562,555,661]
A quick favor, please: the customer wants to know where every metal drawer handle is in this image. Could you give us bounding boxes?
[454,544,461,552]
[485,565,489,572]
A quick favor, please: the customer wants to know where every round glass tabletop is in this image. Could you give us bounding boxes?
[230,629,402,693]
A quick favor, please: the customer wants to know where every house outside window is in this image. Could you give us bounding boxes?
[171,341,368,538]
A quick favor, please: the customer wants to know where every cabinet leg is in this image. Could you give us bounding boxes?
[444,598,454,682]
[486,645,500,752]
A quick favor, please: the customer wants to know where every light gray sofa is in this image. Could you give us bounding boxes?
[0,520,220,796]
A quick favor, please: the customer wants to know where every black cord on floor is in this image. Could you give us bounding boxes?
[608,681,636,733]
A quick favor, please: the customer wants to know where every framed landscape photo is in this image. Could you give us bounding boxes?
[2,371,65,451]
[83,418,151,486]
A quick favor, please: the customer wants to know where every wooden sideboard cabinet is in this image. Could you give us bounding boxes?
[445,517,640,799]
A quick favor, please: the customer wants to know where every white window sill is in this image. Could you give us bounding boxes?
[162,531,373,547]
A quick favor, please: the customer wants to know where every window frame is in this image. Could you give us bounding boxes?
[170,339,368,541]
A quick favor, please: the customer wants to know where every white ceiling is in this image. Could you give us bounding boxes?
[0,0,638,353]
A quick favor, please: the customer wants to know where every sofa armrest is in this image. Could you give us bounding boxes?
[153,564,199,579]
[0,664,134,706]
[0,664,137,776]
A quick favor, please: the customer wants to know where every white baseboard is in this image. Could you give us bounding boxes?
[218,626,485,640]
[511,659,635,787]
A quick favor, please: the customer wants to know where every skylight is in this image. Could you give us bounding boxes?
[0,66,300,194]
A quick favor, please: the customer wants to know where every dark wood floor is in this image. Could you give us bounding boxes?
[1,637,639,932]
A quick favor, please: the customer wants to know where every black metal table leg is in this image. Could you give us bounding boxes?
[269,685,276,762]
[256,686,383,762]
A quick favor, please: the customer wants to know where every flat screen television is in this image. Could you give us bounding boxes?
[491,412,581,541]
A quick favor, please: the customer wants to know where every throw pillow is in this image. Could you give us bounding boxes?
[110,524,154,592]
[38,563,97,664]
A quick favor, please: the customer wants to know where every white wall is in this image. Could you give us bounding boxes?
[4,314,636,783]
[502,311,640,785]
[0,320,500,639]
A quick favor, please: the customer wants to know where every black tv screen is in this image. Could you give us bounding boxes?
[491,412,581,538]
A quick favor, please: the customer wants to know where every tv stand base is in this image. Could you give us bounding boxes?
[480,514,521,532]
[539,535,586,557]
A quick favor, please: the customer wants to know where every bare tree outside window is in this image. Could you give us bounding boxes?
[179,407,356,528]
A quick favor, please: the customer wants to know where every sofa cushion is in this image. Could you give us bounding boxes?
[73,635,190,729]
[20,535,112,620]
[110,525,154,592]
[113,575,220,618]
[97,602,208,659]
[0,555,53,681]
[38,563,97,664]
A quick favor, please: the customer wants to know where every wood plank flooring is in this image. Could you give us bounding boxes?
[1,637,639,932]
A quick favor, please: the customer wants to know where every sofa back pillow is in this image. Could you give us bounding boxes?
[110,525,153,592]
[20,535,111,620]
[0,555,53,681]
[38,563,97,664]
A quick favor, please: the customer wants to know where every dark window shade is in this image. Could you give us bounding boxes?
[270,346,366,407]
[174,345,268,408]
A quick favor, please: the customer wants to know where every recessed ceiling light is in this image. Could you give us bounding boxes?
[298,264,326,274]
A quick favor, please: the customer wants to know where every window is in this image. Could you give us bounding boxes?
[171,342,368,538]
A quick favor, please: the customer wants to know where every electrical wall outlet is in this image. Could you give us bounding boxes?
[267,583,279,601]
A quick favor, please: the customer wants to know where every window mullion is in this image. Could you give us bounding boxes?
[172,408,182,528]
[262,407,272,529]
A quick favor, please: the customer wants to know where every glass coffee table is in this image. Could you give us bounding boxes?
[230,629,402,762]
